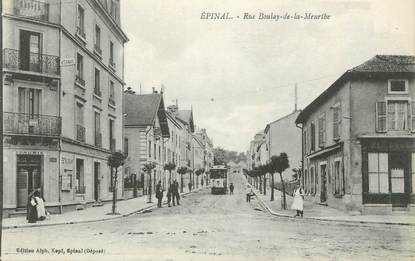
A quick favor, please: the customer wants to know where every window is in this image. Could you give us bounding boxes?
[318,114,326,148]
[109,81,115,105]
[158,146,161,162]
[388,79,408,94]
[76,102,84,126]
[310,122,316,151]
[110,0,117,20]
[412,153,415,193]
[387,101,408,131]
[124,138,128,156]
[333,104,341,140]
[94,112,101,146]
[109,41,114,64]
[95,25,101,54]
[94,68,101,96]
[333,159,344,195]
[148,141,152,158]
[77,5,85,37]
[304,169,308,193]
[19,88,41,117]
[19,30,41,72]
[412,102,415,132]
[109,119,115,151]
[76,53,84,83]
[368,153,389,193]
[154,143,157,160]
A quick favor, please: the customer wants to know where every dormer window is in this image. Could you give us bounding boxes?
[388,79,408,94]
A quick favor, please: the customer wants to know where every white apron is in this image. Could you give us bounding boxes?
[35,196,46,218]
[291,188,304,211]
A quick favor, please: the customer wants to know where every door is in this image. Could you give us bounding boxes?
[390,152,409,207]
[16,165,41,207]
[20,30,41,72]
[320,164,327,203]
[94,162,100,201]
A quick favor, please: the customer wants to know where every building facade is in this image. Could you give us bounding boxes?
[296,55,415,215]
[123,92,170,198]
[2,0,127,216]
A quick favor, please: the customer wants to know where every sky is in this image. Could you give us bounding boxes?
[121,0,414,153]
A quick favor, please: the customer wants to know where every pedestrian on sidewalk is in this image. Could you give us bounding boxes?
[34,189,47,221]
[246,185,253,203]
[26,190,38,223]
[229,183,234,194]
[173,180,180,206]
[291,183,305,217]
[188,182,192,192]
[156,181,163,208]
[167,186,173,207]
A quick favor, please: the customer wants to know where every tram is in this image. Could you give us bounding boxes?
[210,165,228,194]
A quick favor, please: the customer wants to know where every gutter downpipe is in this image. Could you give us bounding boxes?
[58,0,63,214]
[296,122,304,187]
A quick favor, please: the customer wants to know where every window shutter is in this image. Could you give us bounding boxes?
[411,102,415,132]
[376,101,386,132]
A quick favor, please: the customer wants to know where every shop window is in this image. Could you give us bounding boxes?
[368,153,389,193]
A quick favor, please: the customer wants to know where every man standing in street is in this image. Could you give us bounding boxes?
[156,181,163,208]
[173,180,180,205]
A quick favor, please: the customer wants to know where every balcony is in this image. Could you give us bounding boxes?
[12,0,49,22]
[109,97,116,106]
[76,124,86,142]
[76,26,86,40]
[110,138,116,151]
[3,112,61,136]
[75,75,85,87]
[94,88,102,97]
[94,44,102,56]
[95,132,102,147]
[75,185,86,194]
[3,48,60,76]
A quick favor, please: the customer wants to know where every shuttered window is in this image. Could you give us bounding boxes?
[333,104,341,140]
[376,101,386,132]
[310,122,316,151]
[318,114,326,148]
[411,102,415,132]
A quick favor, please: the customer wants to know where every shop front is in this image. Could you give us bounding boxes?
[361,138,415,213]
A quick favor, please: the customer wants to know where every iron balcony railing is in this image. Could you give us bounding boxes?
[109,59,116,69]
[94,44,102,56]
[76,124,86,142]
[76,26,86,39]
[95,132,102,147]
[3,112,61,136]
[75,74,85,86]
[94,88,102,97]
[75,185,86,194]
[13,0,49,22]
[3,48,60,76]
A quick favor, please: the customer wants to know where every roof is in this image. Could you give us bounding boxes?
[124,93,170,137]
[265,110,301,133]
[176,110,195,132]
[296,55,415,124]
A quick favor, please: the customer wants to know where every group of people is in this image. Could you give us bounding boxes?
[27,189,48,223]
[245,182,305,217]
[155,180,181,208]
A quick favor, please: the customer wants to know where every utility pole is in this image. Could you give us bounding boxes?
[294,83,298,112]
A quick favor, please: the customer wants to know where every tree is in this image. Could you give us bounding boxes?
[142,162,156,203]
[177,166,188,193]
[213,147,226,165]
[107,151,126,214]
[258,164,269,195]
[195,168,204,188]
[292,167,301,182]
[164,162,176,186]
[269,153,290,208]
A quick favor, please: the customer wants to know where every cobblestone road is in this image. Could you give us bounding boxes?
[3,174,415,261]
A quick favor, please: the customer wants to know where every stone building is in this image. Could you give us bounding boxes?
[2,0,128,216]
[296,55,415,215]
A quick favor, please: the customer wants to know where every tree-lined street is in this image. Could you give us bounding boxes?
[3,173,415,260]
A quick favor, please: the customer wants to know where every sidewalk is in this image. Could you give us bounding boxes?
[3,187,204,230]
[253,187,415,226]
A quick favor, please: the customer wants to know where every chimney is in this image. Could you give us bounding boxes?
[294,83,298,112]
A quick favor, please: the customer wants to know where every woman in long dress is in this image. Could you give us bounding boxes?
[291,184,305,217]
[26,190,38,223]
[33,189,47,221]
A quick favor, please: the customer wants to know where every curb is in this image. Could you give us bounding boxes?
[3,188,204,230]
[254,192,415,227]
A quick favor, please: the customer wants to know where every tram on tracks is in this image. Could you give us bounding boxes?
[210,165,228,194]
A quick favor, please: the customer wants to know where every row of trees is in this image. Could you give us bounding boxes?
[245,153,290,209]
[108,151,208,214]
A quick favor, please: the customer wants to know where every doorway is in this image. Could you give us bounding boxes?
[320,164,327,203]
[390,152,409,207]
[17,155,41,207]
[94,162,100,201]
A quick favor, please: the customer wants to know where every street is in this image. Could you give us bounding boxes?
[3,174,415,261]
